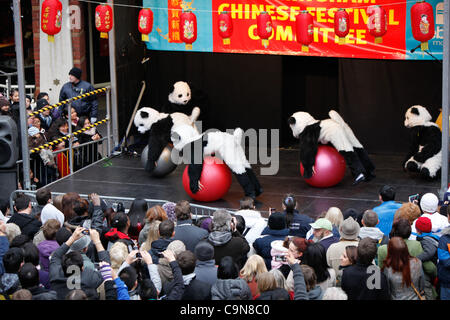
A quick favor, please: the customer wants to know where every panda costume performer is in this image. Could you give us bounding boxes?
[403,105,442,179]
[133,106,200,173]
[170,124,263,199]
[161,81,208,124]
[288,110,376,185]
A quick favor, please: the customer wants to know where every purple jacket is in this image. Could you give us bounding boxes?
[38,240,60,271]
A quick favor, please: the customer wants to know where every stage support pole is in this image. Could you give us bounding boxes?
[107,0,119,151]
[12,0,31,190]
[441,0,450,198]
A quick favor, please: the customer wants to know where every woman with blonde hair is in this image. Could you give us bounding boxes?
[325,207,343,238]
[140,220,161,252]
[255,271,290,300]
[239,254,268,299]
[138,205,168,246]
[109,241,128,274]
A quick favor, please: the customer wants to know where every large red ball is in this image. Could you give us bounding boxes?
[300,145,346,188]
[182,156,232,202]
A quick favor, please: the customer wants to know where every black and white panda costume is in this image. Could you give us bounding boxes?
[288,110,375,185]
[403,105,442,179]
[170,124,263,199]
[161,81,208,119]
[133,107,200,172]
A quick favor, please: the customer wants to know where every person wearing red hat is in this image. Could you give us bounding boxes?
[415,217,440,267]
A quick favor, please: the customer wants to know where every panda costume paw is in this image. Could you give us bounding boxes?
[171,124,263,199]
[288,110,376,185]
[403,105,442,179]
[133,107,200,173]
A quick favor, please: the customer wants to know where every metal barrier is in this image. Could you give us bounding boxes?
[0,70,35,98]
[15,136,110,190]
[14,86,113,190]
[9,190,237,221]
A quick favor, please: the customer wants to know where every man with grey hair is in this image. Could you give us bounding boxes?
[359,210,388,245]
[207,210,250,269]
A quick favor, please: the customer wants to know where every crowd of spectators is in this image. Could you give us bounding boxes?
[0,184,449,301]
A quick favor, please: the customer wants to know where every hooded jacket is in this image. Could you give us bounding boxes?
[208,231,250,269]
[256,287,290,300]
[211,278,252,300]
[234,209,267,248]
[40,203,65,226]
[28,285,58,300]
[290,263,325,300]
[0,273,20,299]
[359,226,386,241]
[416,233,440,265]
[7,212,42,239]
[373,201,402,236]
[194,259,218,286]
[149,238,173,264]
[437,226,450,287]
[38,240,60,272]
[48,243,107,300]
[253,228,290,271]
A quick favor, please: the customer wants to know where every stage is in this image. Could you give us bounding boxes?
[43,149,441,218]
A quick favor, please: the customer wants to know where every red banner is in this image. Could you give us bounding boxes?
[212,0,406,59]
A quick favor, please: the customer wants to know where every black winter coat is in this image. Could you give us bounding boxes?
[7,212,42,239]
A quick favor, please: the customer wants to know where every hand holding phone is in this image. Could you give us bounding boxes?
[409,194,419,203]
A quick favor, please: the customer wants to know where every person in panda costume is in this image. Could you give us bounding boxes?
[403,105,442,179]
[161,81,208,123]
[288,110,376,185]
[133,106,200,173]
[170,124,263,199]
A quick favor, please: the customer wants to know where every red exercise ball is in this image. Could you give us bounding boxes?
[300,145,346,188]
[182,156,232,202]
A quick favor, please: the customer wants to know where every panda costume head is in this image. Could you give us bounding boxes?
[134,107,168,134]
[168,81,191,105]
[288,112,320,138]
[404,105,433,128]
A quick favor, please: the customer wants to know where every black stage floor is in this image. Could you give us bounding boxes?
[45,150,441,218]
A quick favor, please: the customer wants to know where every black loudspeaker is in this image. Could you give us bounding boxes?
[0,169,18,205]
[0,116,19,169]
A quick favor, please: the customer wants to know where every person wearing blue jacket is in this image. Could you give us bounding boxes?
[373,185,402,236]
[280,194,313,238]
[437,207,450,300]
[253,212,290,270]
[59,67,98,124]
[0,222,9,276]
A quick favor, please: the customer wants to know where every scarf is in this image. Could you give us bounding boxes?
[84,127,96,136]
[208,231,232,246]
[104,228,131,240]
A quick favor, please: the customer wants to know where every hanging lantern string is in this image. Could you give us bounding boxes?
[77,0,426,13]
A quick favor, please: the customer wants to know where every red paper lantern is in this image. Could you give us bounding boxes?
[367,5,387,43]
[41,0,63,42]
[411,0,435,51]
[296,10,314,52]
[218,11,233,45]
[256,11,273,48]
[138,8,154,42]
[95,4,113,39]
[180,11,197,50]
[334,8,349,45]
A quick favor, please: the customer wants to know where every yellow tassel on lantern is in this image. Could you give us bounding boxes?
[223,38,230,45]
[142,34,149,42]
[421,42,428,51]
[338,37,345,45]
[100,32,108,39]
[301,45,309,52]
[374,37,382,43]
[185,44,192,50]
[262,39,269,48]
[48,35,55,42]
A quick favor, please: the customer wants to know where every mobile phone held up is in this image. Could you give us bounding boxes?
[409,194,419,203]
[269,208,276,215]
